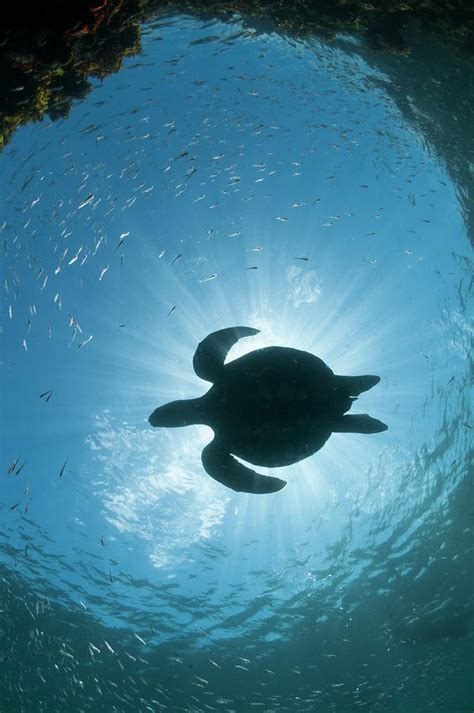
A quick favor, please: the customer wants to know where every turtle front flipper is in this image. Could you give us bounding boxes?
[331,414,388,433]
[335,374,380,396]
[193,327,260,382]
[202,438,287,494]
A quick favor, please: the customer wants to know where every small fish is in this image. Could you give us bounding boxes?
[40,388,54,402]
[170,254,182,266]
[167,305,176,317]
[68,329,77,348]
[78,194,94,210]
[15,461,26,476]
[58,459,68,478]
[294,256,309,261]
[133,632,147,646]
[104,640,115,654]
[275,216,288,222]
[80,123,100,135]
[228,231,241,238]
[246,266,258,270]
[8,456,21,474]
[199,274,218,283]
[78,335,93,349]
[10,502,20,511]
[99,265,109,280]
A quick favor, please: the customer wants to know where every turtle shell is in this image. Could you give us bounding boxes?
[203,346,352,467]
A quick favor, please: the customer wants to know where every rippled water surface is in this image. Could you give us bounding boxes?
[1,13,473,713]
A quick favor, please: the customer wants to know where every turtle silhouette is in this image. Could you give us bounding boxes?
[149,327,387,494]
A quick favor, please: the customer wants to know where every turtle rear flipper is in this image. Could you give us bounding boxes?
[202,438,287,494]
[332,414,388,434]
[193,327,260,382]
[335,374,380,396]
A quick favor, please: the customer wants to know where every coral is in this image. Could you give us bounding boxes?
[0,0,472,148]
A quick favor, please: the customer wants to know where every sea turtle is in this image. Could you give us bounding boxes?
[149,327,387,494]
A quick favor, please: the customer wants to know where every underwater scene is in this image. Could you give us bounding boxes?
[1,4,473,712]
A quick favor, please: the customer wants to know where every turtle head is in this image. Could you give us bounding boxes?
[149,398,205,428]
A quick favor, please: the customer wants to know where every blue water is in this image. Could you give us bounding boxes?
[1,14,473,713]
